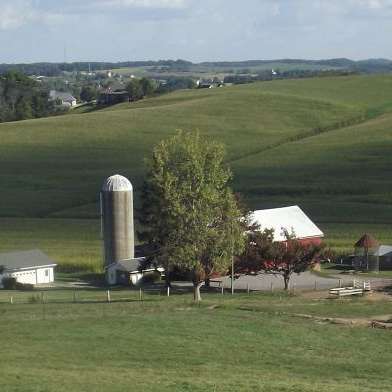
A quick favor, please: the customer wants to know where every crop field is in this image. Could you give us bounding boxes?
[1,291,392,392]
[0,218,101,272]
[108,61,341,78]
[0,74,392,270]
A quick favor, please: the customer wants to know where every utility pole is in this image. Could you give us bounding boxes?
[230,219,234,295]
[231,254,234,295]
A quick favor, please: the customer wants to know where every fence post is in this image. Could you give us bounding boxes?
[314,280,317,291]
[139,288,143,301]
[167,286,170,297]
[106,290,111,303]
[221,286,224,295]
[10,296,13,304]
[247,283,250,295]
[339,279,342,288]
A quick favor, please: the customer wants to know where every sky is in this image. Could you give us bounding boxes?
[0,0,391,63]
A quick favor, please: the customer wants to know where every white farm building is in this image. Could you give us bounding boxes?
[250,205,324,245]
[0,249,56,288]
[106,257,164,286]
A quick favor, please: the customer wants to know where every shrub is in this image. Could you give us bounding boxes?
[15,282,35,291]
[2,277,17,290]
[28,294,41,303]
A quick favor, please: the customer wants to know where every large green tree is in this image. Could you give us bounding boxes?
[80,85,97,102]
[125,79,143,101]
[140,131,245,301]
[139,77,156,97]
[0,71,53,122]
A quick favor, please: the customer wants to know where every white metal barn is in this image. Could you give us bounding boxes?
[0,249,57,288]
[106,257,164,286]
[250,205,324,244]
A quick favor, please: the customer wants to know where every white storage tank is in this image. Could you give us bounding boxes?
[101,174,134,268]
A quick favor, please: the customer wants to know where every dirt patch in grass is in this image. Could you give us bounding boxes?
[294,312,392,329]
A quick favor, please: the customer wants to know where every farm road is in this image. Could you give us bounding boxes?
[211,272,392,292]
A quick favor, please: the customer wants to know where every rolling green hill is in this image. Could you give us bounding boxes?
[1,74,392,270]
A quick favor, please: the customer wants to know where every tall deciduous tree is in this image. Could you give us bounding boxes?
[139,77,156,97]
[125,79,142,101]
[80,85,97,102]
[139,131,245,301]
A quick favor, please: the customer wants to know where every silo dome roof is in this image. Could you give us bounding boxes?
[102,174,133,192]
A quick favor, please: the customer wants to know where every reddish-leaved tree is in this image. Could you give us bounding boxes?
[236,229,325,290]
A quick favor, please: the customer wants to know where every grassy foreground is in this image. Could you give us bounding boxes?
[1,291,392,392]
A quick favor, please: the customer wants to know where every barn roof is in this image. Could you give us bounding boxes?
[250,205,324,242]
[109,257,146,273]
[49,90,76,102]
[354,234,379,249]
[0,249,57,271]
[375,245,392,256]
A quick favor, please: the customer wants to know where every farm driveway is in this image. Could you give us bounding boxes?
[211,272,391,292]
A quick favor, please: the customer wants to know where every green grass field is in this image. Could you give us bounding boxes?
[1,291,392,392]
[1,74,392,270]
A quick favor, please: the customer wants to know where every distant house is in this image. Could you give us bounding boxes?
[353,240,392,271]
[105,257,164,286]
[97,89,129,105]
[0,249,57,288]
[196,79,224,89]
[49,90,77,107]
[250,205,324,245]
[377,245,392,269]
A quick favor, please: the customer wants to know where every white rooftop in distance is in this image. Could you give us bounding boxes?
[250,205,324,242]
[102,174,133,192]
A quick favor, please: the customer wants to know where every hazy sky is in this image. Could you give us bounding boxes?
[0,0,391,63]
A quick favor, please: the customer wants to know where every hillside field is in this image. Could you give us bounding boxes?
[1,74,392,270]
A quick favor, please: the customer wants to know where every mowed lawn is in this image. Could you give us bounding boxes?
[1,292,392,392]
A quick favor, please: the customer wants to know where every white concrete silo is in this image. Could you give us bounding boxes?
[100,174,134,268]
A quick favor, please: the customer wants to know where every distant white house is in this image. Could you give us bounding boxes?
[196,79,224,88]
[250,205,324,245]
[0,249,57,288]
[105,257,164,286]
[49,90,77,107]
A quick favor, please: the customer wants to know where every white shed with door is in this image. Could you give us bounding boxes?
[0,249,56,288]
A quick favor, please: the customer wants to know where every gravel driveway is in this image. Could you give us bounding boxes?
[211,272,392,291]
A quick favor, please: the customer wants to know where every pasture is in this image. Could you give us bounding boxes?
[1,290,392,392]
[0,74,392,270]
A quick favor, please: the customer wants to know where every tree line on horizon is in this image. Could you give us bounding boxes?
[1,58,391,77]
[0,71,55,123]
